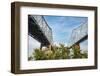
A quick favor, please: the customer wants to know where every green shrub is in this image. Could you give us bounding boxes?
[29,44,88,60]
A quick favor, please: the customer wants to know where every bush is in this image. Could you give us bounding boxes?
[28,56,33,60]
[33,44,70,60]
[71,44,88,58]
[29,44,88,60]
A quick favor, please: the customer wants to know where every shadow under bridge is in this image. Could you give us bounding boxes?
[28,15,53,47]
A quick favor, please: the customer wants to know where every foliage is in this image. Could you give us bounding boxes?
[33,48,45,60]
[29,44,88,60]
[71,44,88,58]
[28,56,33,60]
[81,51,88,58]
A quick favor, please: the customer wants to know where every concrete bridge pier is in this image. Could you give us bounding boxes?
[40,43,52,51]
[73,43,80,50]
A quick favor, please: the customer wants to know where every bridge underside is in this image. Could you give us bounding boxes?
[68,21,88,49]
[28,16,50,46]
[69,35,88,48]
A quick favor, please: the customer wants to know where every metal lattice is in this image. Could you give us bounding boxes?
[30,15,53,44]
[68,22,88,47]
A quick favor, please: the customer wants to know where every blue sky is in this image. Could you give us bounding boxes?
[44,16,88,45]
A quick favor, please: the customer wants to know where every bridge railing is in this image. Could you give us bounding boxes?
[30,15,53,44]
[68,22,88,47]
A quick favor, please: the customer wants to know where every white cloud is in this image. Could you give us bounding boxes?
[54,42,67,47]
[28,35,40,57]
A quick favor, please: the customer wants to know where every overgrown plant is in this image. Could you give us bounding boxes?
[28,44,88,60]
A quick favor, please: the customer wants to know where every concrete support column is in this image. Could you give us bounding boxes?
[74,43,80,50]
[40,43,44,49]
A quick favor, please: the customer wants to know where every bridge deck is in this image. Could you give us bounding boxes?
[28,15,53,46]
[68,22,88,47]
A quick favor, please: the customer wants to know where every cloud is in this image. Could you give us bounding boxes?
[28,35,40,57]
[44,16,88,45]
[54,42,67,47]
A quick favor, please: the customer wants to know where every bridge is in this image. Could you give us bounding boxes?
[68,22,88,48]
[28,15,53,47]
[28,15,87,49]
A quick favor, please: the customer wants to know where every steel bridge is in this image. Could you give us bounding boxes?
[68,22,88,48]
[28,15,53,47]
[28,15,88,49]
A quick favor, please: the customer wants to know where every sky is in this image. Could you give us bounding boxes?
[28,35,40,57]
[80,39,88,51]
[44,16,88,45]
